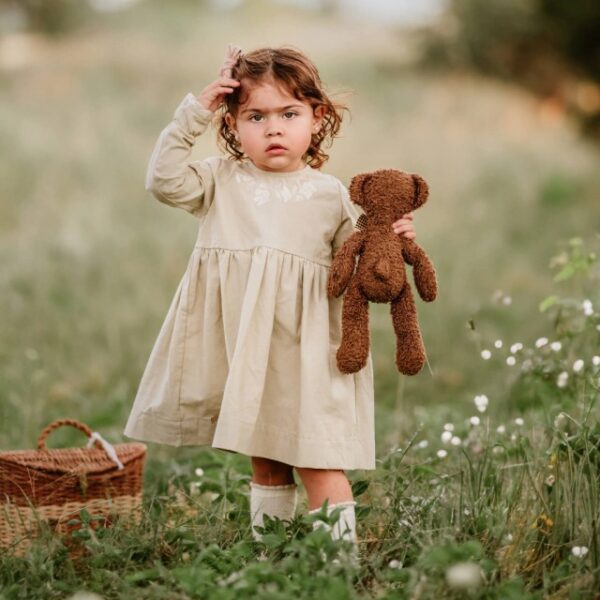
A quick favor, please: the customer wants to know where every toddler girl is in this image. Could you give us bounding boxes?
[124,44,417,560]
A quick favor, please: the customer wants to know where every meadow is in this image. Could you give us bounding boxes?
[1,0,600,597]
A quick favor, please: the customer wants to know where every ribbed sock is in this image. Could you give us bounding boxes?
[308,500,359,565]
[249,481,298,542]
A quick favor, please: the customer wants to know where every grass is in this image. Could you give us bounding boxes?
[1,0,600,597]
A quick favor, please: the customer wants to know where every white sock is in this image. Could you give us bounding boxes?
[249,481,298,542]
[308,500,357,543]
[308,500,359,565]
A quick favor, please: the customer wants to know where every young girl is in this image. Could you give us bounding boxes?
[123,44,417,558]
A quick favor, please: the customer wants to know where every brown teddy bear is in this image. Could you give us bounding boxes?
[327,169,438,375]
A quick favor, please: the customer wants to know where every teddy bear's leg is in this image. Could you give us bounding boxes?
[336,275,370,374]
[390,284,426,375]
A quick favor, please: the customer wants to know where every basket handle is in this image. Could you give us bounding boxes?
[37,418,103,451]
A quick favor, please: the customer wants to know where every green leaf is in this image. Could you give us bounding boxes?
[539,295,559,312]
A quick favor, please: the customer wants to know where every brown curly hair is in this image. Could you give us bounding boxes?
[215,45,352,170]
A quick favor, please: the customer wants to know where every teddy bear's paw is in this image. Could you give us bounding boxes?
[396,347,426,375]
[337,347,368,374]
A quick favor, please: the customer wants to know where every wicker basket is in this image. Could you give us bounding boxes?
[0,418,146,557]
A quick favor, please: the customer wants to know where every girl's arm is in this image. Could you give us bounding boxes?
[145,93,218,218]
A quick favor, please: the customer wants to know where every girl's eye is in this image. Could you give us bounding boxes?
[283,111,297,118]
[249,112,297,122]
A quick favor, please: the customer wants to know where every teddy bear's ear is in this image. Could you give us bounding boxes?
[411,174,429,209]
[348,173,372,207]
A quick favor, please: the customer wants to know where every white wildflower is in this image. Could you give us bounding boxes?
[510,342,523,354]
[582,299,593,316]
[572,546,589,558]
[445,562,483,590]
[388,559,403,569]
[510,433,517,441]
[492,446,504,454]
[514,417,524,426]
[194,467,205,477]
[573,359,584,373]
[496,425,506,434]
[437,449,448,458]
[535,337,548,348]
[494,339,503,349]
[505,533,513,542]
[593,356,600,367]
[481,349,492,360]
[550,341,562,352]
[474,394,489,413]
[503,296,512,306]
[557,371,569,388]
[554,412,568,431]
[417,440,429,449]
[441,431,453,444]
[506,356,516,366]
[451,436,462,446]
[470,416,481,426]
[443,423,455,432]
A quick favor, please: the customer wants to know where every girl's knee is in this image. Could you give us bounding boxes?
[251,456,295,484]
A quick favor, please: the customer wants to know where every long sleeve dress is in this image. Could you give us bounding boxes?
[123,92,375,470]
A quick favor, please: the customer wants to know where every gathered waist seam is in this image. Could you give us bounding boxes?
[192,244,332,268]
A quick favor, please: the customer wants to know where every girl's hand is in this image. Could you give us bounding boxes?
[392,212,416,239]
[196,77,240,112]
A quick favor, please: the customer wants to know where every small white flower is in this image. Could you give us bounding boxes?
[506,356,516,366]
[582,299,593,316]
[573,359,584,373]
[443,423,455,432]
[437,449,448,458]
[510,343,523,354]
[503,296,512,306]
[535,337,549,348]
[388,559,403,569]
[550,341,562,352]
[572,546,589,558]
[554,412,568,431]
[494,339,503,349]
[593,356,600,367]
[417,440,429,449]
[492,446,504,454]
[557,371,569,388]
[441,431,453,444]
[451,436,461,446]
[505,533,513,542]
[445,561,483,590]
[510,433,517,441]
[597,325,600,333]
[514,417,524,426]
[194,467,205,477]
[496,425,506,434]
[481,349,491,360]
[474,394,489,412]
[470,416,480,426]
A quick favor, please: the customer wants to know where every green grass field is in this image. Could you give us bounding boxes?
[1,1,599,597]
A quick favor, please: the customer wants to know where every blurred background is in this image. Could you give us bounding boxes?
[0,0,599,465]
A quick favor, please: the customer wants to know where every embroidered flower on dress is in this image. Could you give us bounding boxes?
[235,171,318,206]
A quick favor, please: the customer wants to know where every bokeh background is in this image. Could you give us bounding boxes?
[1,0,599,488]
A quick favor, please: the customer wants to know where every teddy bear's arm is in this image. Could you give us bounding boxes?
[327,230,365,298]
[401,239,438,302]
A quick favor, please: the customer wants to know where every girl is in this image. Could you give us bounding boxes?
[123,44,417,559]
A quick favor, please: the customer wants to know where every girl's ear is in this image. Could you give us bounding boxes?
[313,105,326,131]
[225,113,237,135]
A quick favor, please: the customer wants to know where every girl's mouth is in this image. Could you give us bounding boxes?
[266,145,286,154]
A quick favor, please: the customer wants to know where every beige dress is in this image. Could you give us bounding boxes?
[123,92,375,470]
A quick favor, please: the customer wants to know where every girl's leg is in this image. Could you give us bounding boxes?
[294,468,353,510]
[249,456,297,541]
[296,467,358,559]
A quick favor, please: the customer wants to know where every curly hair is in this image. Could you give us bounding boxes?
[214,46,352,170]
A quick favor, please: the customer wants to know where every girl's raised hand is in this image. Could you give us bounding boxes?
[196,77,240,112]
[196,43,242,112]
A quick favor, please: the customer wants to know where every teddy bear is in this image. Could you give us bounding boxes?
[327,169,438,375]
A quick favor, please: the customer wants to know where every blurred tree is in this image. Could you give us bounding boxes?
[420,0,600,139]
[0,0,92,36]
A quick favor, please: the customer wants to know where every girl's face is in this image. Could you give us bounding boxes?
[226,79,325,173]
